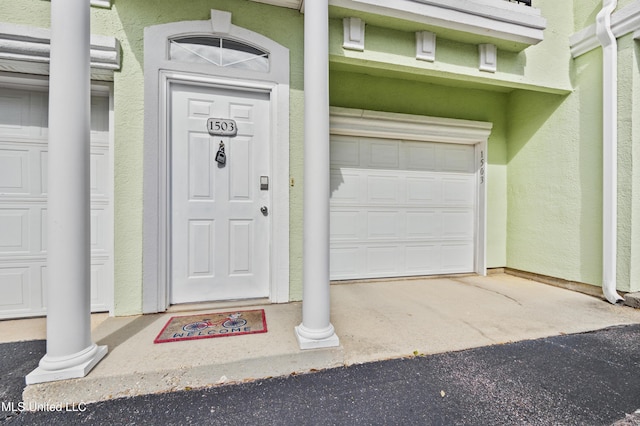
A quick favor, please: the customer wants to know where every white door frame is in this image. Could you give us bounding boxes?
[145,71,290,311]
[142,11,290,312]
[329,107,492,276]
[166,74,275,304]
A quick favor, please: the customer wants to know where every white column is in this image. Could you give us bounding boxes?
[26,0,107,384]
[295,0,340,349]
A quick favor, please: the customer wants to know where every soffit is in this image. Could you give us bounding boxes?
[250,0,546,51]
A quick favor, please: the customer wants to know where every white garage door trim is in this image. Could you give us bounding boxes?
[329,107,492,279]
[0,74,114,319]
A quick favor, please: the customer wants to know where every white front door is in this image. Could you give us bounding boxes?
[170,84,270,304]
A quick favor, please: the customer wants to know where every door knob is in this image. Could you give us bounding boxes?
[260,206,268,215]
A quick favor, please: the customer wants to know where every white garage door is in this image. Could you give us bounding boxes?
[0,86,112,319]
[330,135,477,280]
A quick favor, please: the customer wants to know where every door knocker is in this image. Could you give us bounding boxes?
[215,141,226,166]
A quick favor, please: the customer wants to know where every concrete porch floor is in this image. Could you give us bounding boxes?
[4,273,640,406]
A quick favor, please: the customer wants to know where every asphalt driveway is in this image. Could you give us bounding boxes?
[2,325,640,425]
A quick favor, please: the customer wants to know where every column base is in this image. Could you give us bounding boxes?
[26,345,108,385]
[295,325,340,350]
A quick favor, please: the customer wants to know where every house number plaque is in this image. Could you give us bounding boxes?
[207,118,237,137]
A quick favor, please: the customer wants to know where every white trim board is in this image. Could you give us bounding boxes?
[330,107,493,144]
[570,0,640,58]
[0,23,120,81]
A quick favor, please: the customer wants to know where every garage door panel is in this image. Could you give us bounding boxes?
[39,151,48,195]
[0,87,112,319]
[0,148,30,194]
[90,148,110,198]
[90,259,113,311]
[366,175,400,204]
[330,135,477,280]
[330,136,360,166]
[0,209,30,254]
[90,96,110,137]
[406,143,437,171]
[442,210,475,237]
[0,266,30,310]
[405,244,441,272]
[40,209,47,252]
[0,90,47,139]
[366,246,400,275]
[367,211,401,239]
[330,171,361,203]
[442,176,476,205]
[368,140,400,169]
[441,243,474,270]
[406,177,438,204]
[406,211,439,238]
[90,207,110,253]
[330,210,360,240]
[330,246,361,278]
[439,145,475,172]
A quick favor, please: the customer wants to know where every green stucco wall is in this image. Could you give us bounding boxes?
[99,1,305,313]
[508,0,640,292]
[507,2,604,287]
[616,33,640,293]
[1,0,305,314]
[102,1,305,313]
[506,81,603,286]
[4,0,638,312]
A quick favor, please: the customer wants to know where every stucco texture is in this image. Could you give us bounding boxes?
[616,33,640,292]
[100,1,305,312]
[1,0,305,313]
[506,2,602,287]
[508,1,640,293]
[5,0,639,314]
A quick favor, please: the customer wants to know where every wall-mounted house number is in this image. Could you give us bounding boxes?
[207,118,238,137]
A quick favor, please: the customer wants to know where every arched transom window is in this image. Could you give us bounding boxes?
[169,36,269,72]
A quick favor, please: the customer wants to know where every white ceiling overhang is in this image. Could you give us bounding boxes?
[251,0,546,50]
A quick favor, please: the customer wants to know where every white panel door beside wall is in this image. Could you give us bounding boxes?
[170,84,270,304]
[330,135,477,280]
[0,86,112,319]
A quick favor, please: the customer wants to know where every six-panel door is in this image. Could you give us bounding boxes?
[170,84,270,304]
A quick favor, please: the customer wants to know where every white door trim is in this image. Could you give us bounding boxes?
[330,107,492,276]
[143,11,290,312]
[147,70,290,310]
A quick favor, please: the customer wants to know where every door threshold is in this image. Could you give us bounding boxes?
[167,298,270,314]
